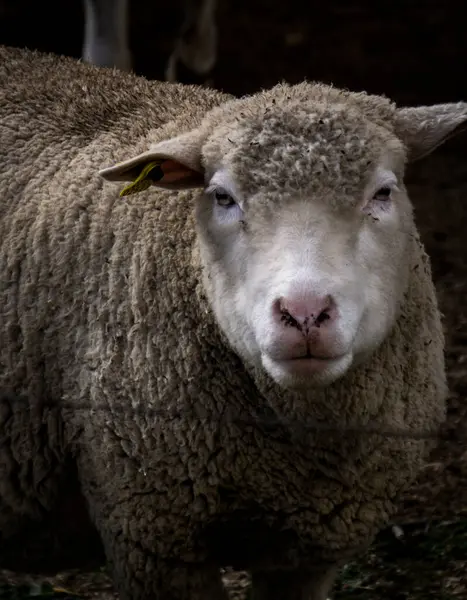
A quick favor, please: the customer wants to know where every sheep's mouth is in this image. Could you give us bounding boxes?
[278,355,344,374]
[289,352,342,362]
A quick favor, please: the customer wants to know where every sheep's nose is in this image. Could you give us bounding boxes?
[273,294,336,333]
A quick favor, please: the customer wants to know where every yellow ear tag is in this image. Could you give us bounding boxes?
[120,161,164,197]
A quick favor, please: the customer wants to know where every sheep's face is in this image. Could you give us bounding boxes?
[195,107,412,389]
[100,83,467,390]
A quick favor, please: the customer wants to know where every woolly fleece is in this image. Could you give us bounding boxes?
[0,45,447,599]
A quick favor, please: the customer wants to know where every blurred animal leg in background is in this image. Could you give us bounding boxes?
[165,0,218,83]
[82,0,132,71]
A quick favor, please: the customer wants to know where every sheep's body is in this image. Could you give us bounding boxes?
[0,46,451,600]
[82,0,218,82]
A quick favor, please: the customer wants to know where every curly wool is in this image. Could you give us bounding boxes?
[0,45,446,594]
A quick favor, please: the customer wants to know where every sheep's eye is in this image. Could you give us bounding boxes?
[373,186,392,202]
[215,190,236,207]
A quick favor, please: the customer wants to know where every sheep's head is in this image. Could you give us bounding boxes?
[100,82,467,390]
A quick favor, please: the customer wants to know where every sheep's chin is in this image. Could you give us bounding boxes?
[261,352,353,389]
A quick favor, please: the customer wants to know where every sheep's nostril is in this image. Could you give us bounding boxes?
[315,310,330,326]
[280,307,301,330]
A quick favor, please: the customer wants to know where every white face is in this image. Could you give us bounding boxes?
[196,161,413,390]
[100,86,467,393]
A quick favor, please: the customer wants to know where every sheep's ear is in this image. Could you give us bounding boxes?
[99,130,205,196]
[394,102,467,162]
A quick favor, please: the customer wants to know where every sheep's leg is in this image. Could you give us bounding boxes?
[250,565,340,600]
[82,0,132,71]
[90,519,228,600]
[107,544,229,600]
[0,392,67,569]
[165,0,218,83]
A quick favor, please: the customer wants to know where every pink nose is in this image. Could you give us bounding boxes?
[274,294,336,333]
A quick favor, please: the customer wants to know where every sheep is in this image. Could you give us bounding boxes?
[82,0,218,82]
[0,44,462,600]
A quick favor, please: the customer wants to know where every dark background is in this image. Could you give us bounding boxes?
[1,0,466,106]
